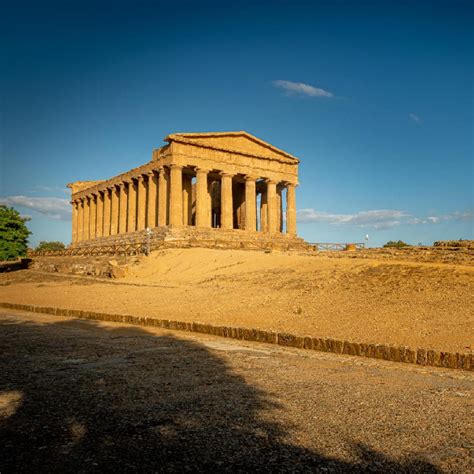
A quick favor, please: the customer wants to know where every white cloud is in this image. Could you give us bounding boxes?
[449,210,474,221]
[409,113,421,123]
[273,80,334,98]
[430,210,474,223]
[297,208,473,229]
[0,196,71,220]
[297,209,407,229]
[33,185,70,195]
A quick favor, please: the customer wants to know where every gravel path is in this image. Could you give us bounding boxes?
[1,310,472,472]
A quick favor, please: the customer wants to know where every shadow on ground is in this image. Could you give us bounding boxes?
[0,317,438,472]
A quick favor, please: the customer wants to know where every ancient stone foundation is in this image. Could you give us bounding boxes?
[71,226,312,252]
[68,131,309,250]
[1,302,471,371]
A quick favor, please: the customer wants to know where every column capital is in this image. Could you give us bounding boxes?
[264,178,277,185]
[118,181,126,189]
[135,174,144,182]
[244,174,258,182]
[196,167,209,174]
[147,170,156,178]
[220,171,233,178]
[169,163,183,170]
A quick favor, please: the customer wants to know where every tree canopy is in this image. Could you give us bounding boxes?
[36,241,66,252]
[0,205,31,261]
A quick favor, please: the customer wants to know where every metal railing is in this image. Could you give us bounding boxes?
[311,242,365,251]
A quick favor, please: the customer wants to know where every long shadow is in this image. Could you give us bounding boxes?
[0,317,438,472]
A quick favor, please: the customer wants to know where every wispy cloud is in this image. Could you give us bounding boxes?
[409,113,421,123]
[35,185,70,194]
[427,210,473,223]
[0,196,71,220]
[297,208,473,229]
[297,209,407,229]
[273,80,334,98]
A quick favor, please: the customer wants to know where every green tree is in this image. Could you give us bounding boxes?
[35,241,66,252]
[383,240,410,249]
[0,205,31,261]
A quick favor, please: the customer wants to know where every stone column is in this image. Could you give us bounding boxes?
[127,179,137,232]
[244,176,257,232]
[276,184,284,233]
[267,180,277,233]
[137,175,147,230]
[234,183,245,229]
[220,172,233,230]
[207,179,214,227]
[147,171,158,228]
[286,183,297,236]
[119,182,128,234]
[77,200,84,241]
[182,174,193,226]
[83,196,90,240]
[96,191,104,238]
[103,188,111,237]
[110,185,119,235]
[195,168,209,227]
[260,189,268,232]
[158,167,168,227]
[71,200,78,243]
[89,194,97,240]
[169,164,183,226]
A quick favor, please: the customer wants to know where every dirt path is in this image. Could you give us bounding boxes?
[1,249,472,352]
[1,310,473,472]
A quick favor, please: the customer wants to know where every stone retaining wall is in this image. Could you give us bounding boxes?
[1,302,471,371]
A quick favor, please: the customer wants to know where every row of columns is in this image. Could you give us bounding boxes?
[72,171,163,243]
[72,165,296,243]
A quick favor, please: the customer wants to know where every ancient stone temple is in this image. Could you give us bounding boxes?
[68,131,309,250]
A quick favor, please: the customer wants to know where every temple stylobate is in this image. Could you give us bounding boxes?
[68,131,307,250]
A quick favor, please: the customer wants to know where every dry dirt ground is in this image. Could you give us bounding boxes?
[1,310,472,473]
[1,248,473,353]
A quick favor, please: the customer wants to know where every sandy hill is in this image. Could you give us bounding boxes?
[2,248,472,353]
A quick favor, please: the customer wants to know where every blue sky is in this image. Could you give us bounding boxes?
[1,0,472,247]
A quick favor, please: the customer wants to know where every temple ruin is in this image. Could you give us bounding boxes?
[68,131,310,250]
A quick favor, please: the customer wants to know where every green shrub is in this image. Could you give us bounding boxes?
[383,240,410,249]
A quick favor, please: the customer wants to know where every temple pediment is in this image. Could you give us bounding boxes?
[165,131,299,164]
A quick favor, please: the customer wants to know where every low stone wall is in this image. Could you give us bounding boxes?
[433,240,474,250]
[1,302,471,372]
[30,255,141,278]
